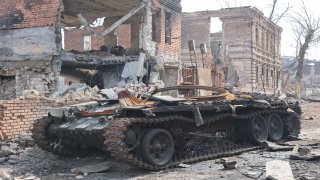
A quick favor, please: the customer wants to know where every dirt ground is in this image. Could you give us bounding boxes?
[0,102,319,180]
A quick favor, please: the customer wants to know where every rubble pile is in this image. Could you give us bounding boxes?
[0,133,40,179]
[0,133,35,160]
[49,81,164,103]
[54,85,102,103]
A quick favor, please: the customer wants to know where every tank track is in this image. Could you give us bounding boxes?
[104,109,300,171]
[283,113,301,138]
[32,117,88,157]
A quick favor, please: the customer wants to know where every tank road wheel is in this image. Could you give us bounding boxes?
[247,115,268,144]
[267,114,283,142]
[141,129,174,166]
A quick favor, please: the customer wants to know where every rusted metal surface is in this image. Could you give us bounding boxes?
[151,85,220,94]
[79,110,114,117]
[33,85,302,171]
[118,90,155,108]
[150,85,235,101]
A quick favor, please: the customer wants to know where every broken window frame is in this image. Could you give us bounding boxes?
[266,68,269,87]
[271,34,275,54]
[255,26,259,46]
[152,10,161,43]
[276,71,280,88]
[165,11,172,45]
[276,38,280,57]
[262,29,265,49]
[255,63,259,85]
[266,32,269,52]
[271,69,274,88]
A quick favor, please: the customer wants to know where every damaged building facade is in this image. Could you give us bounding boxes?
[182,7,282,93]
[0,0,182,99]
[0,0,62,99]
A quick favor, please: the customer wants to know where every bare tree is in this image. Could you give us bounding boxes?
[269,0,278,20]
[269,0,292,24]
[216,0,230,8]
[291,1,320,98]
[215,0,242,8]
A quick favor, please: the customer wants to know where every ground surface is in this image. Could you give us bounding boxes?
[0,102,319,180]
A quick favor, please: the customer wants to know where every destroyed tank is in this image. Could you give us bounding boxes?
[32,86,301,170]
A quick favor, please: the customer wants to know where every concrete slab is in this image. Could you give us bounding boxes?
[71,162,110,174]
[264,141,294,151]
[266,160,294,180]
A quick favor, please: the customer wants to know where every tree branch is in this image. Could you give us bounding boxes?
[269,0,278,20]
[274,2,292,24]
[216,0,231,8]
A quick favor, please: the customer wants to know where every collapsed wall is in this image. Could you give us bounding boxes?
[0,0,184,99]
[181,12,213,66]
[0,0,63,99]
[181,7,282,93]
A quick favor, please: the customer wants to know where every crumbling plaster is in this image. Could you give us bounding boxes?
[0,0,63,99]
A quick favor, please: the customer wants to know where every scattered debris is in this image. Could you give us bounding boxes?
[266,160,294,180]
[71,162,111,174]
[0,169,13,180]
[216,158,237,170]
[76,175,84,179]
[304,116,314,120]
[237,166,263,179]
[17,133,35,148]
[0,144,18,157]
[223,161,237,170]
[290,146,320,161]
[178,163,191,168]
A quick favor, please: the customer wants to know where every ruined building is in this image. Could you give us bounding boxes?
[0,0,182,99]
[182,7,282,93]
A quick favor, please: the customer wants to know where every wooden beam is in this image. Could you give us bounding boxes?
[77,13,97,36]
[98,0,148,37]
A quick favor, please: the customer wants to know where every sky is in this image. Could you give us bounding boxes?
[181,0,320,60]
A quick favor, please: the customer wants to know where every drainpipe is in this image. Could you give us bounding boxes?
[251,13,254,93]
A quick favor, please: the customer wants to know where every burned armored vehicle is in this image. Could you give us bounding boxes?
[32,86,301,170]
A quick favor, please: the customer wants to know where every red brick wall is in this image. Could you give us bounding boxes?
[116,24,131,48]
[0,0,61,29]
[0,98,91,140]
[154,1,181,63]
[64,25,131,51]
[64,27,105,51]
[0,99,53,140]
